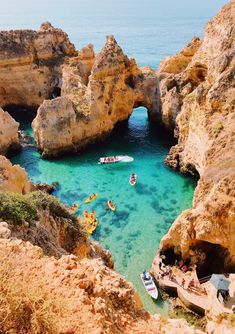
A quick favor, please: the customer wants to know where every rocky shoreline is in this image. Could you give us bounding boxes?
[155,0,235,277]
[0,1,234,333]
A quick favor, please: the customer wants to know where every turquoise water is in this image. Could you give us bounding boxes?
[2,0,227,315]
[11,108,196,314]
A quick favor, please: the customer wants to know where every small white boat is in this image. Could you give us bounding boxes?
[129,173,137,186]
[140,272,159,300]
[98,155,134,164]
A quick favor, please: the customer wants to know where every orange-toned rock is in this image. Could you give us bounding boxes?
[0,238,203,334]
[157,0,235,274]
[32,36,159,157]
[0,22,76,108]
[0,107,20,154]
[0,155,31,193]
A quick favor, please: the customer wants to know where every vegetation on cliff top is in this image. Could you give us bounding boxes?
[0,191,75,225]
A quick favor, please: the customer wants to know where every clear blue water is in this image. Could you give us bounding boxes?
[3,0,227,315]
[11,108,196,314]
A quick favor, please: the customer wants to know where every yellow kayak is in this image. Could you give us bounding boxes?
[107,200,116,211]
[85,193,98,204]
[83,210,89,219]
[86,219,99,234]
[82,218,99,234]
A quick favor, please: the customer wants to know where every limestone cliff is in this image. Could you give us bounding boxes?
[0,228,203,334]
[0,157,201,333]
[0,22,76,108]
[0,107,20,154]
[156,0,235,275]
[0,155,31,193]
[32,36,159,157]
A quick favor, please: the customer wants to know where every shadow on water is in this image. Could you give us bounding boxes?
[4,105,37,130]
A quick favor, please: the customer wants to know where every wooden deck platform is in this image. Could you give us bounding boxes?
[151,260,234,316]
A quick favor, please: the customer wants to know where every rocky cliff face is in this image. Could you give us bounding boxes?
[156,0,235,274]
[0,156,201,334]
[0,22,76,108]
[0,155,31,193]
[0,107,20,154]
[32,36,159,157]
[0,227,203,334]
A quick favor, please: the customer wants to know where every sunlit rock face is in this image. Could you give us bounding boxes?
[156,0,235,274]
[0,155,31,193]
[0,107,20,155]
[32,36,160,158]
[0,22,77,108]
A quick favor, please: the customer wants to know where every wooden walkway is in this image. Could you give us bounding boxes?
[152,270,211,315]
[150,261,233,316]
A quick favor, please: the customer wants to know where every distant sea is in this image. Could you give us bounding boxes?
[3,0,228,315]
[0,0,227,67]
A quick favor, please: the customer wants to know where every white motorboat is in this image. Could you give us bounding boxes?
[98,155,134,164]
[140,271,159,300]
[129,173,137,186]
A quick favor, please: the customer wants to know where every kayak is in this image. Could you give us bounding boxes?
[107,200,116,211]
[83,210,89,220]
[129,173,137,186]
[85,193,98,204]
[90,210,95,220]
[68,203,79,214]
[98,156,134,164]
[81,211,99,234]
[86,219,99,234]
[140,272,159,300]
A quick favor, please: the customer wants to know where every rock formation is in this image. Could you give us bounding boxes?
[32,36,159,157]
[0,2,234,332]
[0,22,76,108]
[0,107,20,154]
[0,157,202,333]
[155,0,235,275]
[0,221,203,334]
[0,155,31,193]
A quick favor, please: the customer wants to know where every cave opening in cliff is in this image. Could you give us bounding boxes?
[4,104,38,148]
[191,241,230,278]
[4,104,37,126]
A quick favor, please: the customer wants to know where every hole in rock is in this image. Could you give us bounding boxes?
[191,241,231,278]
[4,105,37,148]
[4,104,37,125]
[50,86,61,99]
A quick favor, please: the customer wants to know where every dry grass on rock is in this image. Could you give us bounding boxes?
[0,253,67,334]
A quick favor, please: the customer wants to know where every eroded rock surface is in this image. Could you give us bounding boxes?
[0,237,203,334]
[0,22,76,108]
[0,107,20,154]
[0,155,31,193]
[157,0,235,274]
[32,36,159,157]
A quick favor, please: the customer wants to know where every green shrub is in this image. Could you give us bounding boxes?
[27,191,73,220]
[0,192,38,225]
[0,191,75,226]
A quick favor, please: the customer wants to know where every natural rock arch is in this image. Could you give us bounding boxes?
[32,35,160,158]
